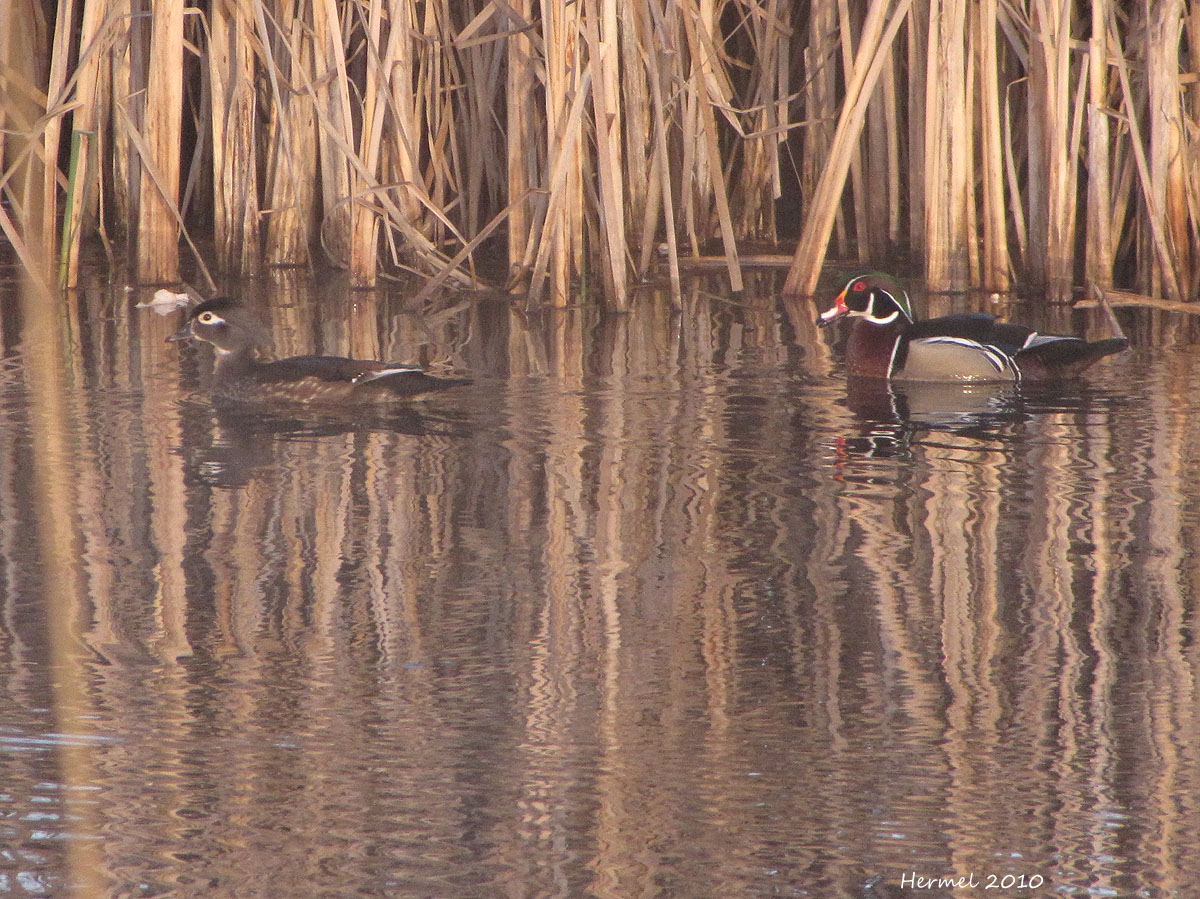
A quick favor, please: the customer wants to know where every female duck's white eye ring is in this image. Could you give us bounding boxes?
[197,311,222,325]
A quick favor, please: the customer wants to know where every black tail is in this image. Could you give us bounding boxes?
[1017,337,1129,379]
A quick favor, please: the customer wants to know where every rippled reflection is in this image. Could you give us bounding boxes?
[1,269,1198,897]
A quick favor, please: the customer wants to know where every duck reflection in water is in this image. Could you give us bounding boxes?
[178,400,459,488]
[837,376,1028,460]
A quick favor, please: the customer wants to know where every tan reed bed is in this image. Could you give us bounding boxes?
[2,1,1199,307]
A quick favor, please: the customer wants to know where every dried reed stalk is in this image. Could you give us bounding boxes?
[584,0,630,309]
[1187,7,1200,296]
[347,0,385,287]
[906,0,927,257]
[923,0,969,290]
[261,0,318,266]
[1147,1,1188,299]
[976,0,1011,290]
[135,0,184,282]
[619,0,651,270]
[42,0,78,261]
[311,0,355,268]
[383,0,424,231]
[505,0,536,284]
[1084,0,1112,294]
[1028,0,1084,301]
[531,0,586,306]
[0,0,54,294]
[528,67,592,307]
[454,5,507,244]
[681,0,743,292]
[803,0,844,253]
[109,0,138,234]
[209,0,260,274]
[784,0,911,297]
[836,0,869,262]
[0,0,11,172]
[59,0,116,287]
[1107,9,1182,302]
[12,0,1200,307]
[707,0,785,242]
[963,19,979,283]
[865,40,900,252]
[1076,287,1200,315]
[637,3,682,302]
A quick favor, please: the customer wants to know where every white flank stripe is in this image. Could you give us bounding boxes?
[353,366,422,386]
[921,336,1020,379]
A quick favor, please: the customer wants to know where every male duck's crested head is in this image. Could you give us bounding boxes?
[819,273,914,328]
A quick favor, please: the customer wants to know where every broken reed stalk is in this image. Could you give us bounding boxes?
[9,0,1200,307]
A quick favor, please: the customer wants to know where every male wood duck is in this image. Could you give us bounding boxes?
[168,297,469,404]
[818,273,1128,381]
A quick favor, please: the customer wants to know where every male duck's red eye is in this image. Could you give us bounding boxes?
[853,281,866,291]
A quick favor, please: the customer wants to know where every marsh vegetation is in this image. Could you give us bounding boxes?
[2,1,1198,306]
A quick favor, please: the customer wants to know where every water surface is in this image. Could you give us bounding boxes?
[2,266,1199,897]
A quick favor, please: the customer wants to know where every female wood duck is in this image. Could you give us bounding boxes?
[818,273,1128,381]
[168,297,469,404]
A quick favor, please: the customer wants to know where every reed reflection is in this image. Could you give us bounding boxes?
[0,276,1197,896]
